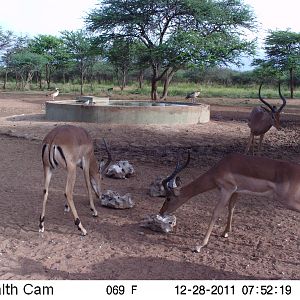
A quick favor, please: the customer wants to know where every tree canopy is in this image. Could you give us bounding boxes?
[29,35,64,89]
[86,0,257,100]
[61,30,97,95]
[253,30,300,98]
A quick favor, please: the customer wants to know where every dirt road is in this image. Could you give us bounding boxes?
[0,92,299,279]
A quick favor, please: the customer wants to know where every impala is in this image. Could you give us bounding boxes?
[245,83,286,155]
[160,151,300,252]
[39,125,112,235]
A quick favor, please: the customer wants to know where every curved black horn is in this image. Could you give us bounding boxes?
[278,82,287,112]
[258,83,274,112]
[100,138,112,174]
[162,151,190,192]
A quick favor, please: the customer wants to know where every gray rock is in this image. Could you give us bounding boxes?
[101,190,134,209]
[140,214,176,233]
[106,160,135,179]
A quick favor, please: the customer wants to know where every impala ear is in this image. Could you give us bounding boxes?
[165,176,181,197]
[175,176,182,187]
[167,176,182,189]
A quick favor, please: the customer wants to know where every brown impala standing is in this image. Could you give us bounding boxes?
[245,83,286,155]
[39,125,112,235]
[160,151,300,252]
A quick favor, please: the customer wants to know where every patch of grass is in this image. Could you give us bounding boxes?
[1,81,299,99]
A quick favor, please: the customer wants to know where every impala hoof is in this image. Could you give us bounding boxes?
[91,209,98,217]
[222,232,229,238]
[192,246,202,253]
[80,226,87,236]
[39,227,44,233]
[193,243,208,252]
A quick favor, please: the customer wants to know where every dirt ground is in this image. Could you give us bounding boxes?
[0,91,299,280]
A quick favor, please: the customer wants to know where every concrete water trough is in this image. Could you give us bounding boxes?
[45,96,210,125]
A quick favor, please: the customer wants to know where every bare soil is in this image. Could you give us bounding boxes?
[0,91,299,280]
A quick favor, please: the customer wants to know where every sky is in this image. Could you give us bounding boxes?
[0,0,299,68]
[0,0,299,37]
[243,0,300,44]
[0,0,99,36]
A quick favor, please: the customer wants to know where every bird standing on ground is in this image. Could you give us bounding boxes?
[82,99,90,106]
[46,88,59,101]
[185,91,200,103]
[106,87,113,97]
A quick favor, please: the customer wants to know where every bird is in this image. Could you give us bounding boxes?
[106,87,113,96]
[185,91,200,103]
[75,96,95,106]
[46,88,59,101]
[82,99,91,106]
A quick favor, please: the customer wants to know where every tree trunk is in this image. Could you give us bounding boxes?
[290,67,294,99]
[121,69,126,91]
[24,71,33,90]
[138,70,144,89]
[3,69,8,89]
[46,64,51,89]
[63,71,66,85]
[80,59,84,95]
[15,73,18,89]
[39,73,42,90]
[151,78,159,100]
[115,69,120,90]
[151,64,159,101]
[97,73,101,84]
[160,69,176,101]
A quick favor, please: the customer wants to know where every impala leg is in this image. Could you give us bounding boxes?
[65,165,87,236]
[258,134,264,156]
[222,194,238,238]
[245,133,254,154]
[82,162,98,217]
[194,189,233,252]
[39,166,52,232]
[64,194,70,213]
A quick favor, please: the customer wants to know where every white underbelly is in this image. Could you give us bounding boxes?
[236,189,274,197]
[234,175,276,197]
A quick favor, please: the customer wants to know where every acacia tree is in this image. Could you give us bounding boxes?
[29,35,64,89]
[1,35,31,89]
[0,27,13,51]
[61,30,96,95]
[9,50,47,89]
[0,27,14,88]
[86,0,256,100]
[106,38,136,90]
[258,30,300,98]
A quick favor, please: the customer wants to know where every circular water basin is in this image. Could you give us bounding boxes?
[45,98,210,125]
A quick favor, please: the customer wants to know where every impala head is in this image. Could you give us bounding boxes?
[159,151,190,216]
[259,82,286,130]
[90,138,112,198]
